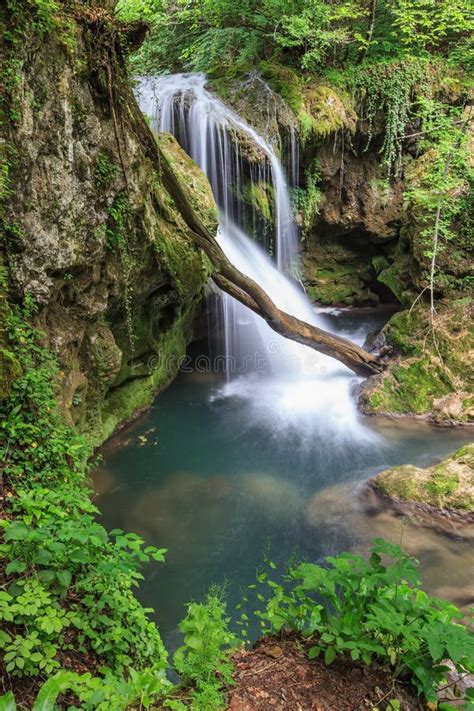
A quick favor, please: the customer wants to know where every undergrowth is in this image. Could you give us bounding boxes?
[244,539,474,709]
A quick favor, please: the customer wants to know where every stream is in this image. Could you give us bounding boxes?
[94,74,472,650]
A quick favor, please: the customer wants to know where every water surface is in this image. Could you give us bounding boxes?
[94,310,473,650]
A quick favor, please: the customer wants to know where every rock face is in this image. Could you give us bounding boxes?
[359,298,474,423]
[367,444,474,534]
[302,136,406,306]
[1,5,217,445]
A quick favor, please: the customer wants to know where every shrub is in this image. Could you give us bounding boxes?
[248,539,474,704]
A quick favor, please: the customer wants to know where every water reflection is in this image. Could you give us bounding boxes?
[305,482,474,608]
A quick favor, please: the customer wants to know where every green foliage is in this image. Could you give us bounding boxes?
[0,591,238,709]
[1,297,87,487]
[0,668,172,710]
[94,151,117,189]
[0,301,168,686]
[404,97,472,289]
[174,590,237,710]
[105,192,136,351]
[0,161,12,217]
[248,540,474,703]
[116,0,473,77]
[106,192,132,255]
[352,58,427,176]
[0,301,235,704]
[291,159,321,238]
[386,0,473,55]
[5,0,59,38]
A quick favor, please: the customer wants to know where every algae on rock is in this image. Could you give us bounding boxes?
[371,443,474,513]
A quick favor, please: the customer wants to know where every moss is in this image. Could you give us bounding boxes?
[157,133,218,235]
[299,84,356,140]
[0,347,22,399]
[258,61,304,114]
[303,244,376,306]
[364,298,473,420]
[368,357,451,414]
[377,266,406,303]
[242,181,274,223]
[372,255,390,274]
[94,150,117,189]
[305,266,366,305]
[0,265,21,399]
[93,308,196,446]
[384,310,424,356]
[151,134,216,298]
[374,444,474,511]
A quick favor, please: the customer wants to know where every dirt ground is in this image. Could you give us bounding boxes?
[227,634,426,711]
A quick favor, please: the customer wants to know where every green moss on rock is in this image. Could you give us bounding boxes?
[373,444,474,512]
[94,309,196,446]
[362,299,473,421]
[242,181,274,223]
[300,84,356,140]
[259,61,304,114]
[368,357,451,414]
[157,133,218,236]
[0,347,22,399]
[0,266,21,399]
[302,241,377,306]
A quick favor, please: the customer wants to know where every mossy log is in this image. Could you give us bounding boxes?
[127,95,384,378]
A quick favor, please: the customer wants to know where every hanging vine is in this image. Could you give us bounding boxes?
[353,59,428,177]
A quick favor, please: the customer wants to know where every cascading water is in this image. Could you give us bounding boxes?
[137,73,375,442]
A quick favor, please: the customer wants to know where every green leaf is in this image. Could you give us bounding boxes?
[185,635,202,651]
[324,647,336,665]
[0,691,17,711]
[32,672,73,711]
[5,560,27,575]
[56,570,72,589]
[37,570,55,584]
[308,645,321,660]
[4,523,29,541]
[426,634,444,662]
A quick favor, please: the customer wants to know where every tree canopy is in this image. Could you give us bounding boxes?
[116,0,473,76]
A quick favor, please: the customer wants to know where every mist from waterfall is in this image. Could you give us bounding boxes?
[137,73,376,442]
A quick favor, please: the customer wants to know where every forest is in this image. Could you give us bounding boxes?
[0,0,473,708]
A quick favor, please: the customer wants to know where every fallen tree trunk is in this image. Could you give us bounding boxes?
[191,231,384,377]
[128,98,384,378]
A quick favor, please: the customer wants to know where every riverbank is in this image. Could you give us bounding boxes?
[364,443,474,536]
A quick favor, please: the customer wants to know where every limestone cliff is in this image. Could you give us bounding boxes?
[0,2,217,445]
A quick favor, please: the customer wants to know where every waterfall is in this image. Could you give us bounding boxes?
[137,73,375,442]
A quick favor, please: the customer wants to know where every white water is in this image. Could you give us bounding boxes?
[137,73,375,442]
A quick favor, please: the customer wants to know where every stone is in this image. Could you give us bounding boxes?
[1,19,217,446]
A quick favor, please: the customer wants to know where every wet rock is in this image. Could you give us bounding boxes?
[366,444,474,536]
[359,299,474,422]
[433,392,468,419]
[363,329,386,353]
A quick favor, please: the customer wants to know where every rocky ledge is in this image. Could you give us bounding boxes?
[364,444,474,537]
